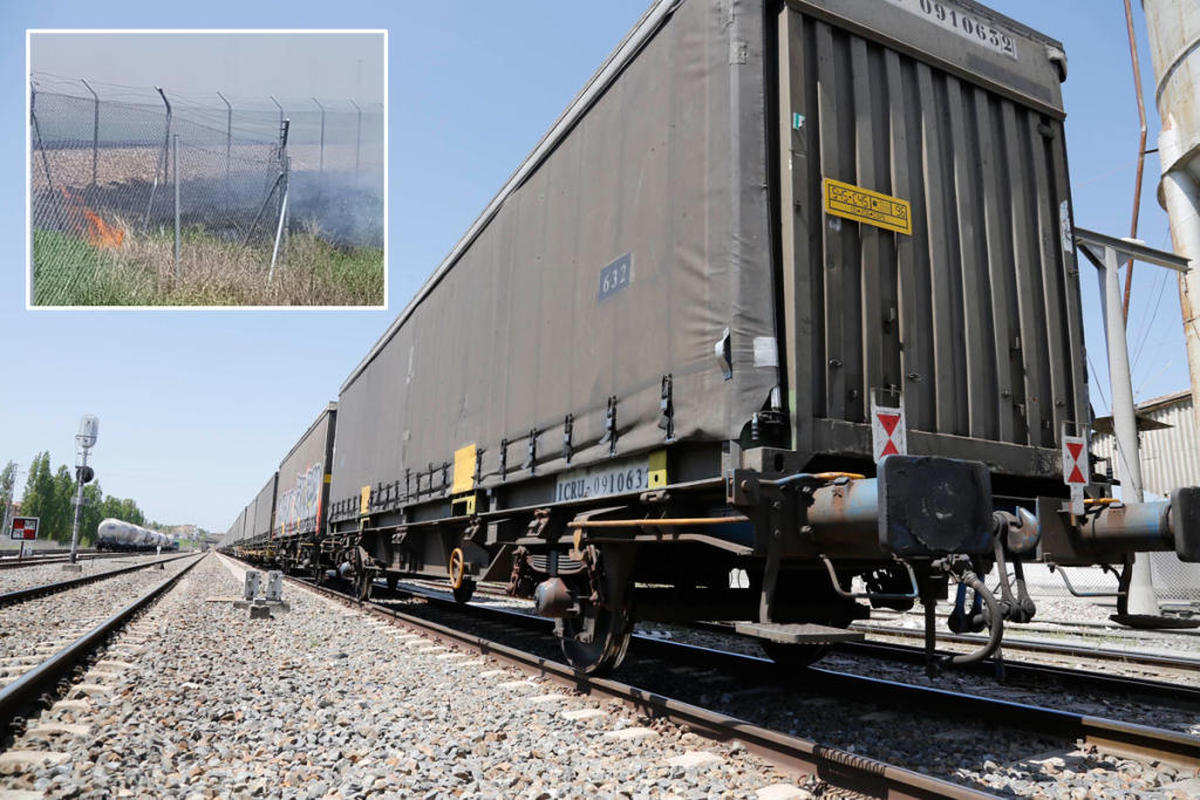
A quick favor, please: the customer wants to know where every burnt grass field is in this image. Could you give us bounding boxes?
[30,145,384,306]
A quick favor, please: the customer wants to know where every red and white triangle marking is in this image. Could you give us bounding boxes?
[1062,435,1087,486]
[871,398,907,463]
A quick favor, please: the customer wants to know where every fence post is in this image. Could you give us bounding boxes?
[30,82,54,192]
[217,91,231,179]
[313,97,325,173]
[173,134,180,279]
[269,120,290,283]
[81,79,98,187]
[349,98,361,176]
[143,87,171,229]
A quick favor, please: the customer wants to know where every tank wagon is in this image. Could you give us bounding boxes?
[96,519,177,552]
[229,0,1200,674]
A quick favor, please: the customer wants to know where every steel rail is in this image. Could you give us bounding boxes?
[0,553,205,732]
[402,578,1200,705]
[252,564,992,800]
[0,553,195,608]
[0,552,131,571]
[852,623,1200,672]
[376,578,1200,769]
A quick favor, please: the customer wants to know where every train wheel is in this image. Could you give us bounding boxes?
[560,601,632,674]
[447,547,470,603]
[453,577,476,604]
[761,642,828,669]
[354,568,373,602]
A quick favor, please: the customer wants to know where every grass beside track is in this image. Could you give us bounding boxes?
[32,226,384,306]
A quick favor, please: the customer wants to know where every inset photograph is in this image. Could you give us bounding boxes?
[27,30,385,308]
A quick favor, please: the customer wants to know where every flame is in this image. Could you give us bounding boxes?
[59,187,125,249]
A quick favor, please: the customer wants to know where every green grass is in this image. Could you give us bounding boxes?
[32,225,384,307]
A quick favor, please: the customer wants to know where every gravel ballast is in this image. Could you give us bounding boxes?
[0,554,179,594]
[0,554,824,799]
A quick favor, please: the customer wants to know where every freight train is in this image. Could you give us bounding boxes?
[97,519,178,553]
[223,0,1200,674]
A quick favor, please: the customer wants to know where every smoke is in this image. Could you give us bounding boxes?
[286,170,383,249]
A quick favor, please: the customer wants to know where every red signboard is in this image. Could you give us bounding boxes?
[10,517,39,541]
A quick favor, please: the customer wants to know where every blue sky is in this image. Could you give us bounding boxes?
[0,1,1188,531]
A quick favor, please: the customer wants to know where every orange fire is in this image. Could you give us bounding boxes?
[59,187,125,249]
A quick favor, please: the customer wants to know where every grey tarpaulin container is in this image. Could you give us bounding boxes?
[251,473,278,541]
[223,508,245,546]
[332,0,1084,513]
[274,403,337,538]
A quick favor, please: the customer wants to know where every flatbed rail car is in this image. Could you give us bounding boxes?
[242,0,1200,673]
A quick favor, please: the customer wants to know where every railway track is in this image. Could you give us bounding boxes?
[267,567,989,800]
[0,553,195,609]
[0,552,128,572]
[850,623,1200,674]
[0,553,205,738]
[390,580,1200,764]
[408,577,1200,709]
[236,558,1200,798]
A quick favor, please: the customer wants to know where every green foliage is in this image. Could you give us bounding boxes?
[19,452,55,537]
[10,451,150,546]
[0,462,16,516]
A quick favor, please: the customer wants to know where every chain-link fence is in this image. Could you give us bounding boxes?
[29,77,384,306]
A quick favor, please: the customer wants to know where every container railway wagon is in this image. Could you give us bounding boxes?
[96,519,178,552]
[226,405,337,576]
[226,0,1200,674]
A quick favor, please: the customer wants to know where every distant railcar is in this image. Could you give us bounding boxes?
[96,519,174,552]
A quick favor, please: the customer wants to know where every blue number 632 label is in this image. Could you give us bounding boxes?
[598,253,632,301]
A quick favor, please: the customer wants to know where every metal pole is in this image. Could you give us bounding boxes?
[1101,244,1158,615]
[143,87,171,228]
[269,120,290,282]
[30,83,55,193]
[81,79,98,188]
[68,447,87,564]
[350,99,361,176]
[313,98,325,173]
[217,91,231,178]
[270,95,283,128]
[269,175,288,282]
[1121,0,1147,320]
[173,134,181,279]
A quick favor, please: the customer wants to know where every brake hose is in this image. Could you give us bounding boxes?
[946,570,1004,666]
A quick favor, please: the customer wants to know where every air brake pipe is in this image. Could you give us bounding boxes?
[945,572,1004,666]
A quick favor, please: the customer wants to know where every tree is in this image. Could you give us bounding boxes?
[20,453,55,542]
[0,461,16,515]
[17,452,155,547]
[0,461,16,533]
[51,465,75,542]
[80,482,103,546]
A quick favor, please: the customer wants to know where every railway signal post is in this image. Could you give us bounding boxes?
[67,415,99,570]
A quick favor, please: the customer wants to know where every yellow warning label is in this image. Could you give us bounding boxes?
[823,178,912,236]
[360,486,371,516]
[452,444,477,495]
[648,449,668,489]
